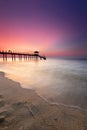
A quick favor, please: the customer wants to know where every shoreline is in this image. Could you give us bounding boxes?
[5,71,86,111]
[35,91,84,110]
[0,71,87,130]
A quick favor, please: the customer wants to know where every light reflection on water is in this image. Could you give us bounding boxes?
[0,58,87,108]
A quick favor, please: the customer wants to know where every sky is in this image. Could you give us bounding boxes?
[0,0,87,57]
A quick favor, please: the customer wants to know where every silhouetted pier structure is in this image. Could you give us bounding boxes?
[0,50,46,61]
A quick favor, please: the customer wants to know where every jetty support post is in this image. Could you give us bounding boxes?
[3,54,7,61]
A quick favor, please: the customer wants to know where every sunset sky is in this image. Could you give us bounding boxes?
[0,0,87,57]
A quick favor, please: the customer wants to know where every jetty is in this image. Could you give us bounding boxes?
[0,50,46,61]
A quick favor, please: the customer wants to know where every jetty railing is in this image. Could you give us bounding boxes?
[0,50,46,61]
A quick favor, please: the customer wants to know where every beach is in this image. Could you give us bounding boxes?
[0,0,87,129]
[0,71,87,130]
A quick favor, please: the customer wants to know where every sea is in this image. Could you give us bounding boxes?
[0,58,87,109]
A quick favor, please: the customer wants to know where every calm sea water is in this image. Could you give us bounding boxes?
[0,58,87,109]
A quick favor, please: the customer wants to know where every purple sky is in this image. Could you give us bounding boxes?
[0,0,87,57]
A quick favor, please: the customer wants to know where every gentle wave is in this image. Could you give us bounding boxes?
[0,58,87,109]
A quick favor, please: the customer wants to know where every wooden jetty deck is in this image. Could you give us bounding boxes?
[0,50,46,61]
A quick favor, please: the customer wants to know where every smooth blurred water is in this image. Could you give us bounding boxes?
[0,58,87,108]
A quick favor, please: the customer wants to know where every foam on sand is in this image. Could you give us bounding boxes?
[0,71,87,130]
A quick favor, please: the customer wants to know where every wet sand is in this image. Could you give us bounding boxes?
[0,71,87,130]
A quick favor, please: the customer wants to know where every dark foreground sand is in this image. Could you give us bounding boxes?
[0,71,87,130]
